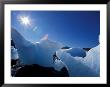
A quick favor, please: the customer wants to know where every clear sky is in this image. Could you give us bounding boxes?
[11,11,100,48]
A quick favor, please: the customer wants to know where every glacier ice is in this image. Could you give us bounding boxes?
[56,36,100,76]
[53,59,68,71]
[64,48,86,58]
[56,50,99,76]
[11,28,64,68]
[73,37,100,75]
[11,46,19,59]
[11,28,100,76]
[82,45,100,75]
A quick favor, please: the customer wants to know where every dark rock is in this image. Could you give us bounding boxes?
[83,48,91,51]
[11,59,18,66]
[11,39,16,48]
[61,46,71,49]
[15,64,69,77]
[55,67,69,77]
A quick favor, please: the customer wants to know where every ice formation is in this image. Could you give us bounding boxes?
[11,28,64,68]
[11,46,19,59]
[56,50,98,76]
[11,28,100,76]
[62,48,86,58]
[82,44,100,75]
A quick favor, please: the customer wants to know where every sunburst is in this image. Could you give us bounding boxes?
[19,16,31,26]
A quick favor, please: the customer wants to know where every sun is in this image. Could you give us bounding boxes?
[19,16,31,26]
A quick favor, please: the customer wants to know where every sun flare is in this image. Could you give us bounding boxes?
[19,16,31,26]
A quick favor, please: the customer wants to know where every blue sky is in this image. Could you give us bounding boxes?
[11,11,100,48]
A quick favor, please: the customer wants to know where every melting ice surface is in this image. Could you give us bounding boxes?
[11,28,100,76]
